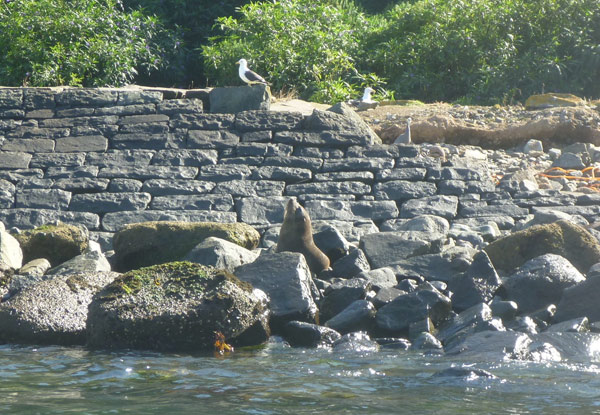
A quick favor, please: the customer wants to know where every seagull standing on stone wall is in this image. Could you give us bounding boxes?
[394,117,412,144]
[236,59,269,85]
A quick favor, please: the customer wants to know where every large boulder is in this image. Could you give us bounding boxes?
[0,272,118,345]
[448,251,500,312]
[484,220,600,274]
[554,271,600,323]
[112,221,260,272]
[183,236,259,273]
[12,222,88,267]
[234,252,318,331]
[0,227,22,270]
[87,262,269,351]
[499,254,585,314]
[46,242,111,276]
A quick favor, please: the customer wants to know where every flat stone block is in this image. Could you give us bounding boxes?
[187,130,239,149]
[141,179,214,196]
[70,192,151,213]
[86,150,154,168]
[0,89,23,109]
[16,189,71,210]
[0,152,32,169]
[210,85,270,114]
[98,166,198,180]
[55,136,108,152]
[150,194,233,211]
[55,88,119,107]
[0,208,99,230]
[101,210,238,232]
[170,113,234,129]
[236,197,291,225]
[374,180,437,201]
[151,149,218,166]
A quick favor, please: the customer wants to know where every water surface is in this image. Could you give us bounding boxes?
[2,340,600,414]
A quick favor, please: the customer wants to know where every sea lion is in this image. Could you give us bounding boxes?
[276,199,330,274]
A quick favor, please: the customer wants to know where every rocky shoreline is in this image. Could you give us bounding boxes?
[1,86,600,362]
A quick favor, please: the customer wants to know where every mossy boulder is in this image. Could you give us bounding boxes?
[112,221,261,272]
[12,222,88,267]
[86,261,270,352]
[525,93,585,110]
[484,220,600,274]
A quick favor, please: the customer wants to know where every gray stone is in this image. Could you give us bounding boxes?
[235,110,304,132]
[86,150,154,168]
[23,88,55,109]
[448,251,500,312]
[236,196,290,225]
[0,229,23,270]
[157,98,203,114]
[171,113,234,130]
[18,258,51,278]
[546,317,589,333]
[55,135,108,152]
[183,237,259,273]
[304,108,376,146]
[151,149,218,167]
[374,180,437,201]
[235,252,317,331]
[360,231,444,269]
[108,179,143,192]
[355,267,398,290]
[150,194,233,211]
[332,331,379,353]
[400,195,458,219]
[312,225,351,264]
[141,179,214,196]
[0,152,32,169]
[16,189,71,210]
[322,158,393,172]
[552,152,586,169]
[320,278,372,322]
[0,209,100,231]
[324,299,376,334]
[490,298,518,322]
[0,89,23,108]
[2,138,55,152]
[117,89,163,105]
[98,166,198,180]
[383,215,450,234]
[199,164,251,181]
[55,88,118,106]
[371,287,406,309]
[252,166,312,183]
[262,155,323,171]
[410,332,443,351]
[214,180,284,197]
[47,243,111,276]
[554,272,600,323]
[286,181,371,196]
[0,271,118,345]
[46,166,98,179]
[30,152,85,168]
[102,210,237,232]
[388,246,476,282]
[69,192,151,213]
[110,133,169,149]
[53,178,110,192]
[377,168,427,181]
[282,321,341,348]
[501,254,585,314]
[375,289,452,334]
[436,303,503,349]
[329,248,370,279]
[209,85,270,113]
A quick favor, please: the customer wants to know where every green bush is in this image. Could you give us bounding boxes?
[367,0,600,103]
[202,0,391,103]
[122,0,248,87]
[0,0,176,87]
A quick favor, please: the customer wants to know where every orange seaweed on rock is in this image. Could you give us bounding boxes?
[214,331,234,355]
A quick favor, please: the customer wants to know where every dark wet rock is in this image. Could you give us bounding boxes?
[12,222,88,267]
[448,251,500,312]
[324,299,376,334]
[46,242,111,276]
[555,272,600,323]
[183,236,259,273]
[87,262,270,351]
[320,278,372,322]
[433,366,497,379]
[0,271,117,345]
[112,221,260,272]
[489,298,518,321]
[329,248,370,279]
[437,303,504,349]
[389,246,476,283]
[500,254,584,314]
[282,320,341,348]
[235,252,318,331]
[312,225,351,264]
[484,219,600,274]
[0,228,22,270]
[332,331,379,353]
[360,231,444,269]
[355,267,397,290]
[375,337,411,350]
[408,317,434,340]
[445,330,526,359]
[371,287,406,309]
[396,279,418,292]
[506,316,538,334]
[546,317,589,333]
[375,289,451,335]
[410,332,443,351]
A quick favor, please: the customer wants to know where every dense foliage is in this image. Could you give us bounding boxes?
[0,0,175,87]
[202,0,391,103]
[122,0,247,87]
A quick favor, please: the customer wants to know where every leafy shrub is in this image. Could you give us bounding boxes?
[367,0,600,103]
[202,0,389,103]
[122,0,248,87]
[0,0,176,87]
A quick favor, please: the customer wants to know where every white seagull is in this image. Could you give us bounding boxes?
[236,59,269,85]
[361,87,376,104]
[394,117,412,144]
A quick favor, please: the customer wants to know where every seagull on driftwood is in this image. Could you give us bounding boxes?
[236,59,269,85]
[393,117,412,144]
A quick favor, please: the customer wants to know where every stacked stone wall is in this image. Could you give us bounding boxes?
[1,87,599,248]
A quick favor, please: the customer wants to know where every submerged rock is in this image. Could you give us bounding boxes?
[0,271,118,345]
[112,221,260,272]
[87,262,269,351]
[332,331,379,353]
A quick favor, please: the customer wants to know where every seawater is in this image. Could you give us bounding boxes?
[2,339,600,414]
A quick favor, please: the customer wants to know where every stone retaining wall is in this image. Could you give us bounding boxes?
[1,87,599,249]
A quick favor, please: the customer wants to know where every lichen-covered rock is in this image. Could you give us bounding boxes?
[0,271,118,345]
[87,262,269,352]
[484,220,600,274]
[12,222,88,267]
[112,221,260,272]
[525,93,585,110]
